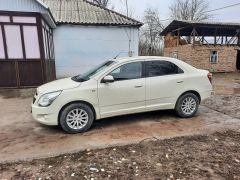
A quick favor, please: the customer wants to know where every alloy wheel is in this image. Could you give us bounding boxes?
[181,97,197,115]
[66,108,89,130]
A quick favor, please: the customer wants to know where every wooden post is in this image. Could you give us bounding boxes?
[238,31,240,45]
[177,29,180,47]
[214,28,217,46]
[37,15,47,84]
[193,26,196,47]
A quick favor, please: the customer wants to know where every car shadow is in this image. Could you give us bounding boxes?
[37,110,183,134]
[91,110,178,130]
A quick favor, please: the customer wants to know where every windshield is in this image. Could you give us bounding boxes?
[72,61,116,82]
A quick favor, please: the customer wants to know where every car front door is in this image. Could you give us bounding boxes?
[98,61,145,118]
[145,60,185,111]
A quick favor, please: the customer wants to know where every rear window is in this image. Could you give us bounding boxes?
[146,61,184,77]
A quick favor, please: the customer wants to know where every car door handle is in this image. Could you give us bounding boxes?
[134,85,143,88]
[177,81,184,84]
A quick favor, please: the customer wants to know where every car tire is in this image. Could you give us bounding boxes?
[175,93,200,118]
[59,103,94,134]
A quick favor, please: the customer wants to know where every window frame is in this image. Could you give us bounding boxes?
[107,61,145,82]
[143,60,184,78]
[0,12,55,62]
[4,25,24,59]
[170,51,178,59]
[210,50,218,64]
[0,26,5,59]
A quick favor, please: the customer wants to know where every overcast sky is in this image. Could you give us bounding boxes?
[112,0,240,24]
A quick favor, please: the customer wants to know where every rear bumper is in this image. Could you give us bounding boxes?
[31,104,58,126]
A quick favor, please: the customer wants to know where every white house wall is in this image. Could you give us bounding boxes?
[54,25,139,78]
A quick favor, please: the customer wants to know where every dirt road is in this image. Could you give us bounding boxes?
[1,130,240,180]
[0,73,240,163]
[203,73,240,119]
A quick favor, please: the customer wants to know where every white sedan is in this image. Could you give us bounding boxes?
[32,56,213,133]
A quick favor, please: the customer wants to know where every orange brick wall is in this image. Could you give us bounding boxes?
[164,44,238,72]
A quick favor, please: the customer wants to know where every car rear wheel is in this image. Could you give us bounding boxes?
[175,93,199,118]
[60,103,94,134]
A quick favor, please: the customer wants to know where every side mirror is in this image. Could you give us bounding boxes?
[102,75,114,83]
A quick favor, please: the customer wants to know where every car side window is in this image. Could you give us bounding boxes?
[146,61,184,77]
[110,62,142,81]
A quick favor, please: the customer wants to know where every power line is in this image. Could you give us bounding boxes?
[205,2,240,13]
[158,2,240,22]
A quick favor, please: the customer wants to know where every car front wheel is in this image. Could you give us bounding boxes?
[60,103,94,134]
[175,93,200,118]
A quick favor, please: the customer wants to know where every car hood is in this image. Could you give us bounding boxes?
[37,78,81,95]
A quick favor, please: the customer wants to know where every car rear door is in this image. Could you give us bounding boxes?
[98,61,145,118]
[145,60,186,111]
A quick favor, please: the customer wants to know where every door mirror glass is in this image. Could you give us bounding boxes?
[102,75,114,83]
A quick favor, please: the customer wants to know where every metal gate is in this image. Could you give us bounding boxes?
[0,60,44,88]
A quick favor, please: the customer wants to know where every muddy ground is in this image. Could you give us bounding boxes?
[0,73,240,179]
[202,73,240,119]
[1,130,240,180]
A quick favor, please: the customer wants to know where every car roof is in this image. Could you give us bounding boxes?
[114,56,179,62]
[112,56,197,72]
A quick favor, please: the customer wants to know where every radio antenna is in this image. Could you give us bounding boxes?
[114,51,124,59]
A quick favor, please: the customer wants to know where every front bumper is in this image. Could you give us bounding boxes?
[31,104,59,126]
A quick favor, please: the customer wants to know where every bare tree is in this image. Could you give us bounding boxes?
[139,8,164,56]
[90,0,110,8]
[169,0,211,21]
[119,0,133,17]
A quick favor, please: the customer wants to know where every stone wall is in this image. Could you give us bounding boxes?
[164,44,238,72]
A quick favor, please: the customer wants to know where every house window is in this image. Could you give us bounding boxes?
[4,25,23,59]
[13,16,36,24]
[0,16,10,22]
[210,50,218,63]
[171,52,178,58]
[23,26,40,58]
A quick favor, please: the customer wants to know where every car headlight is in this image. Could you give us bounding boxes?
[38,91,62,107]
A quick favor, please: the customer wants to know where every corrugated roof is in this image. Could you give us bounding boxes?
[175,20,240,27]
[40,0,143,26]
[160,20,240,36]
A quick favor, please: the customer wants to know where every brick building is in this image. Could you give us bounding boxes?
[160,20,240,72]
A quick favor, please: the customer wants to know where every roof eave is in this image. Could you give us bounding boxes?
[35,0,56,28]
[56,22,143,27]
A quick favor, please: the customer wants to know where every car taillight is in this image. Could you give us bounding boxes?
[207,72,213,84]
